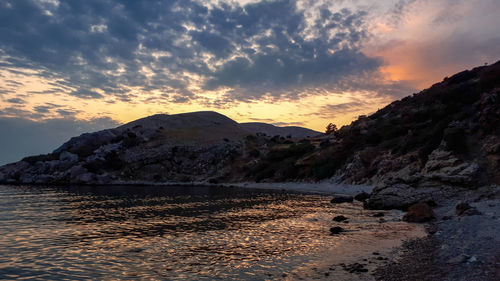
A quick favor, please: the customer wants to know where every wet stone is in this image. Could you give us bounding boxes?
[332,215,348,222]
[329,226,345,235]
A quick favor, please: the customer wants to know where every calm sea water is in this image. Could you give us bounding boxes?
[0,185,422,280]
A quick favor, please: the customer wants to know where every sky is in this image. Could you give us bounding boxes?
[1,0,499,164]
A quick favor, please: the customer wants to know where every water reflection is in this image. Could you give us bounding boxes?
[0,184,418,280]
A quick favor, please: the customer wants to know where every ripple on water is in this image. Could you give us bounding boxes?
[0,185,423,280]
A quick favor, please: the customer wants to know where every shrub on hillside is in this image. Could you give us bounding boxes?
[22,153,60,164]
[443,127,468,155]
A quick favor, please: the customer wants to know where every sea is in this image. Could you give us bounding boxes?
[0,184,424,280]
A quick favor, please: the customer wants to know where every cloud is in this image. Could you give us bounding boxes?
[0,116,120,165]
[272,121,306,126]
[5,97,24,104]
[364,0,500,89]
[1,0,498,129]
[324,101,366,112]
[0,0,383,105]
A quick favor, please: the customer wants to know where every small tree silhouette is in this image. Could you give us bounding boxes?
[325,123,337,135]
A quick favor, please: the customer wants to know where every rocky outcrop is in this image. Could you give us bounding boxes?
[365,183,458,210]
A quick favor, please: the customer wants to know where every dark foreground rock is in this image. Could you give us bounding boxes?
[455,202,482,216]
[341,263,368,273]
[354,191,370,201]
[329,226,344,235]
[403,202,436,222]
[332,215,348,222]
[330,196,353,204]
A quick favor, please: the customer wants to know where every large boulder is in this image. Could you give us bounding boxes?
[403,202,435,222]
[364,183,449,210]
[354,191,370,201]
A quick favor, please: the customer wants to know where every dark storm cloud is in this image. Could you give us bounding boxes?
[0,0,383,103]
[0,116,119,165]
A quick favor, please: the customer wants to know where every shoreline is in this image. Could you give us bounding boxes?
[1,180,374,196]
[375,185,500,281]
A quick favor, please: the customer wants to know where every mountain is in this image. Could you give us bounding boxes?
[0,111,317,184]
[240,122,320,138]
[1,61,499,198]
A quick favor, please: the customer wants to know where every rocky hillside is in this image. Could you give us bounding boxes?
[0,111,320,184]
[240,122,320,138]
[0,62,499,194]
[231,62,499,188]
[0,111,248,184]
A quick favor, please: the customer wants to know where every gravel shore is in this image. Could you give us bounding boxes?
[375,185,500,281]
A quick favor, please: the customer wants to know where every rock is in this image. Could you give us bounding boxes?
[403,202,436,222]
[373,212,385,217]
[456,202,483,216]
[329,226,344,235]
[427,225,438,235]
[59,151,79,163]
[447,254,471,264]
[35,174,55,184]
[455,202,472,215]
[468,256,478,263]
[342,263,368,273]
[96,173,112,184]
[364,183,446,210]
[74,173,95,184]
[333,215,348,222]
[69,165,88,179]
[354,191,370,201]
[462,208,482,216]
[331,195,353,204]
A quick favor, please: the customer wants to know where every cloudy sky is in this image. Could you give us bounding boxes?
[1,0,499,164]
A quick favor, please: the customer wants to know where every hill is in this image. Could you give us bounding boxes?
[240,122,320,138]
[0,61,499,200]
[0,111,316,184]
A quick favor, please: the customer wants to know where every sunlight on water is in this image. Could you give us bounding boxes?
[0,185,421,280]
